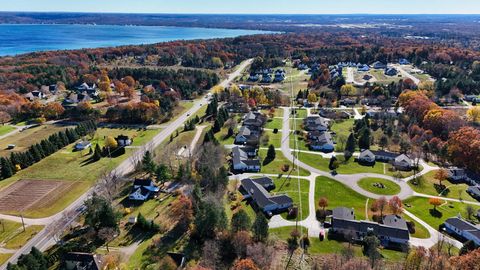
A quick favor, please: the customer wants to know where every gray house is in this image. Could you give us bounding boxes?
[467,186,480,200]
[234,126,259,145]
[232,146,261,172]
[308,132,335,153]
[444,217,480,246]
[239,177,293,215]
[358,149,376,165]
[303,116,329,132]
[330,207,410,248]
[63,252,103,270]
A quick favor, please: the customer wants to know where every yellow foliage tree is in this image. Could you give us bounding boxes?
[104,136,118,149]
[340,84,356,96]
[230,84,242,97]
[98,70,112,93]
[467,107,480,123]
[307,92,318,103]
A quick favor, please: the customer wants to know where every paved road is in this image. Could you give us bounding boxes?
[0,59,253,269]
[392,64,420,85]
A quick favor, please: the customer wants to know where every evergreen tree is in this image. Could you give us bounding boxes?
[252,213,269,242]
[344,132,356,160]
[328,155,338,171]
[142,151,156,175]
[93,144,102,161]
[231,209,251,232]
[266,144,276,160]
[0,157,13,179]
[358,128,371,150]
[213,119,221,133]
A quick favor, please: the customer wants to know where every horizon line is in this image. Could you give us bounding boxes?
[1,11,480,16]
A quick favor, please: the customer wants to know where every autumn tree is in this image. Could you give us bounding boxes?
[98,70,112,93]
[307,92,318,104]
[388,196,403,215]
[98,227,117,252]
[170,195,193,229]
[448,127,480,173]
[429,197,442,211]
[122,76,136,88]
[434,169,449,187]
[318,197,328,210]
[104,136,118,150]
[0,111,12,125]
[340,84,356,97]
[43,102,65,119]
[231,258,260,270]
[373,197,388,218]
[466,106,480,123]
[450,249,480,270]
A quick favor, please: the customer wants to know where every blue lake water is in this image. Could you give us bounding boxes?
[0,24,271,56]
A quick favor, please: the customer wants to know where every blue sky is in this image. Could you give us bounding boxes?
[1,0,480,14]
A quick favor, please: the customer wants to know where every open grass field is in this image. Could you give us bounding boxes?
[289,119,303,131]
[330,119,354,141]
[370,69,403,84]
[0,254,12,266]
[265,118,283,130]
[258,149,310,176]
[262,130,282,148]
[0,127,160,218]
[0,123,75,158]
[0,220,23,243]
[292,109,307,119]
[0,125,15,137]
[408,170,476,202]
[358,178,401,195]
[315,176,368,220]
[403,196,480,230]
[272,177,309,220]
[3,225,44,249]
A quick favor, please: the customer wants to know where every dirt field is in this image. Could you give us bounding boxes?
[0,179,82,213]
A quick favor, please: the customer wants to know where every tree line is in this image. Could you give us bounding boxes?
[0,120,97,180]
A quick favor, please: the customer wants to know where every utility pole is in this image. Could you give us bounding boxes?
[21,214,26,232]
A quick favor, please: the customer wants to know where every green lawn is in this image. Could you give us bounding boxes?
[214,126,235,146]
[403,196,480,230]
[3,225,44,249]
[0,125,15,136]
[292,109,307,119]
[265,118,283,130]
[330,119,354,141]
[258,149,310,176]
[289,132,310,151]
[403,216,430,239]
[272,177,309,220]
[0,127,160,218]
[408,170,476,202]
[0,253,12,266]
[262,130,282,148]
[269,226,406,260]
[315,176,368,220]
[127,237,153,269]
[300,153,385,175]
[358,178,401,196]
[0,220,23,243]
[0,123,75,158]
[289,119,303,131]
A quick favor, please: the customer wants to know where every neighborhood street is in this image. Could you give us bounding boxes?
[0,59,253,269]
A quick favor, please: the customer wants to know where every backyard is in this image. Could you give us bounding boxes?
[258,149,310,176]
[272,177,310,220]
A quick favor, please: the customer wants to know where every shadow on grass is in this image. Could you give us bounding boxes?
[429,208,443,218]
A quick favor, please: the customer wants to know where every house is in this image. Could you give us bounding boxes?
[366,109,398,119]
[385,67,398,76]
[239,145,258,158]
[74,141,92,151]
[399,58,410,65]
[464,95,478,102]
[358,64,370,72]
[63,252,103,270]
[248,74,259,82]
[116,135,132,146]
[358,149,376,165]
[76,82,96,92]
[303,116,329,132]
[24,90,45,101]
[467,186,480,200]
[225,97,249,113]
[447,168,480,186]
[243,111,266,128]
[298,63,309,70]
[330,207,410,248]
[232,146,261,172]
[318,109,352,120]
[261,74,272,83]
[235,126,259,145]
[239,177,293,215]
[443,217,480,246]
[371,150,400,163]
[339,98,357,106]
[393,154,413,171]
[372,61,387,69]
[129,179,159,201]
[309,132,335,153]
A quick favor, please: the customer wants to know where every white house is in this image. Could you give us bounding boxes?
[444,217,480,246]
[74,141,92,151]
[393,154,413,171]
[358,149,376,165]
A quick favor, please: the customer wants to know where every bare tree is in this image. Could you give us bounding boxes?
[98,227,117,253]
[201,240,220,269]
